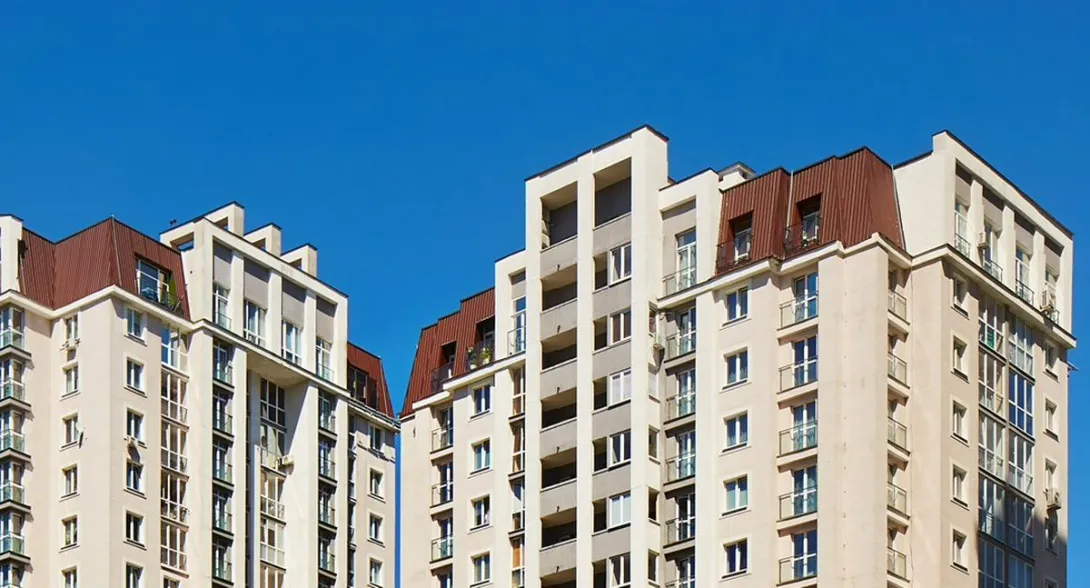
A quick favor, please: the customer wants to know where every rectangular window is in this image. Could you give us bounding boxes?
[676,230,697,291]
[125,564,143,588]
[1045,342,1058,373]
[64,365,79,396]
[1045,401,1057,435]
[126,512,143,544]
[161,326,185,370]
[733,220,752,260]
[952,466,966,504]
[472,497,490,528]
[315,337,333,379]
[1007,556,1033,588]
[952,276,967,310]
[724,539,748,576]
[979,350,1004,414]
[63,415,80,446]
[63,516,78,547]
[472,440,491,472]
[608,553,631,587]
[608,369,632,405]
[1009,316,1034,374]
[609,310,632,344]
[978,416,1005,481]
[952,531,967,569]
[725,350,748,385]
[126,461,143,492]
[244,301,266,346]
[607,492,631,528]
[978,295,1004,352]
[260,379,286,427]
[472,386,491,416]
[369,470,384,498]
[63,465,78,496]
[608,431,631,467]
[369,423,385,452]
[213,284,230,329]
[1008,371,1034,435]
[125,308,144,339]
[369,513,386,541]
[1006,494,1034,556]
[952,339,966,374]
[726,287,748,322]
[126,410,143,442]
[369,559,384,587]
[64,315,79,344]
[724,413,748,450]
[281,321,301,365]
[609,243,632,284]
[472,553,491,585]
[724,477,749,513]
[63,569,78,588]
[1009,434,1034,495]
[978,540,1004,587]
[160,522,187,570]
[125,360,144,391]
[952,403,966,441]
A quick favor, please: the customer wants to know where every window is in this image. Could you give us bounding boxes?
[369,470,385,498]
[472,440,491,472]
[1007,494,1034,556]
[726,287,748,321]
[1007,556,1033,588]
[126,512,143,544]
[63,569,78,588]
[316,338,333,379]
[608,553,631,587]
[609,243,632,284]
[127,460,143,493]
[369,513,385,542]
[1045,401,1057,434]
[125,308,144,339]
[733,218,752,260]
[952,276,967,310]
[608,492,631,528]
[1009,434,1034,495]
[724,413,748,450]
[952,339,966,374]
[1045,342,1058,374]
[63,516,78,547]
[1008,371,1034,435]
[64,365,79,395]
[979,539,1003,588]
[471,553,491,585]
[281,321,302,364]
[161,326,185,370]
[676,231,697,290]
[125,360,144,390]
[126,410,144,442]
[609,310,631,344]
[724,539,748,576]
[161,522,187,570]
[472,386,491,416]
[1009,316,1034,374]
[64,315,79,344]
[63,414,80,446]
[978,295,1004,352]
[608,369,632,405]
[608,431,631,467]
[125,564,143,588]
[370,424,385,452]
[979,416,1005,480]
[952,466,966,504]
[724,477,748,513]
[648,429,658,459]
[725,350,748,385]
[244,301,266,346]
[213,284,230,328]
[369,559,384,587]
[979,350,1004,414]
[63,465,78,496]
[472,497,490,528]
[951,403,966,441]
[952,531,967,569]
[260,378,286,426]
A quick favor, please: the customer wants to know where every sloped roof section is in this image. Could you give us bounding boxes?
[402,288,495,418]
[18,218,191,318]
[347,342,394,418]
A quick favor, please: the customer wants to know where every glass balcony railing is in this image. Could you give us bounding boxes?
[779,421,817,456]
[213,462,232,484]
[887,483,908,514]
[432,482,453,507]
[0,534,24,556]
[213,560,232,582]
[260,496,286,520]
[952,231,971,257]
[779,554,817,584]
[138,274,182,312]
[784,216,822,255]
[665,394,696,421]
[887,547,907,579]
[981,257,1003,282]
[779,359,818,391]
[0,328,25,351]
[0,431,24,453]
[318,552,336,573]
[213,310,231,331]
[664,517,695,544]
[780,297,818,328]
[213,411,232,435]
[886,417,908,450]
[665,332,696,360]
[887,353,907,385]
[432,426,453,452]
[0,379,24,403]
[664,579,696,588]
[431,536,453,562]
[0,483,24,504]
[213,509,232,532]
[508,324,526,355]
[431,361,455,394]
[161,397,188,424]
[664,266,698,295]
[319,411,336,433]
[319,503,336,526]
[779,487,817,520]
[161,499,189,524]
[979,447,1004,478]
[887,290,907,321]
[260,543,285,567]
[1015,280,1034,305]
[213,361,233,385]
[665,455,696,482]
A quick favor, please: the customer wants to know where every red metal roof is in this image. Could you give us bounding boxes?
[18,218,191,318]
[402,288,495,418]
[347,342,394,418]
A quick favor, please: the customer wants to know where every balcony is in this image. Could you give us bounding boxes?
[213,462,232,484]
[887,353,907,385]
[162,449,187,474]
[162,397,188,424]
[1015,280,1034,306]
[779,421,817,456]
[260,543,285,567]
[665,455,695,483]
[778,554,817,584]
[886,418,907,450]
[213,411,232,435]
[318,552,336,573]
[780,297,817,328]
[0,327,24,352]
[1009,464,1034,495]
[979,447,1004,479]
[213,360,233,385]
[430,536,453,562]
[319,503,336,526]
[716,240,752,274]
[213,509,232,532]
[318,458,336,480]
[214,309,231,331]
[431,482,453,507]
[432,427,453,452]
[663,517,695,545]
[665,394,695,421]
[952,231,971,257]
[665,331,696,360]
[779,487,817,520]
[0,483,23,505]
[161,499,189,524]
[431,361,455,394]
[213,560,232,582]
[161,547,187,571]
[466,339,496,372]
[319,411,336,433]
[0,380,24,404]
[887,483,908,514]
[887,547,907,579]
[260,496,286,520]
[663,266,697,296]
[981,257,1003,282]
[779,359,818,392]
[665,580,696,588]
[784,216,822,256]
[508,325,526,355]
[887,290,907,321]
[136,274,182,312]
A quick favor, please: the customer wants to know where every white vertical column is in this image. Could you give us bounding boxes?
[303,290,317,372]
[1032,231,1046,309]
[523,178,544,588]
[968,179,985,257]
[694,176,719,587]
[574,154,596,588]
[268,273,284,356]
[1000,205,1016,288]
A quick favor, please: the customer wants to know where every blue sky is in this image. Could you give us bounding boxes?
[2,0,1086,583]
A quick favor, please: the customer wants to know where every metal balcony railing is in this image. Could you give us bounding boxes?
[665,332,696,360]
[779,359,818,391]
[887,290,907,321]
[664,266,698,295]
[887,547,907,579]
[784,215,822,255]
[136,274,182,312]
[886,417,908,450]
[432,482,453,507]
[779,421,817,456]
[664,517,695,544]
[716,239,752,274]
[431,361,455,394]
[952,232,971,257]
[778,554,817,584]
[887,483,908,514]
[665,455,696,482]
[887,353,907,385]
[432,426,453,452]
[508,324,526,355]
[779,487,817,520]
[431,536,453,562]
[1015,280,1034,305]
[319,503,336,526]
[665,394,696,421]
[0,380,24,403]
[780,297,818,328]
[466,340,496,371]
[981,257,1003,282]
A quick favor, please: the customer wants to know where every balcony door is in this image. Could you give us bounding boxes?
[676,231,697,289]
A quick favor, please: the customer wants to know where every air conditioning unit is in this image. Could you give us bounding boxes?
[124,435,138,448]
[1045,488,1063,510]
[977,232,989,249]
[1040,290,1057,313]
[279,455,295,469]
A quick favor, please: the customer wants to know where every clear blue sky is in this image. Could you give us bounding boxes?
[2,0,1086,583]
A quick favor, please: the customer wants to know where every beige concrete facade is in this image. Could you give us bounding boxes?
[0,203,397,588]
[400,128,1072,588]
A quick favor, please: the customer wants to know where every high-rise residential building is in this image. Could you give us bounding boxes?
[0,202,397,588]
[399,127,1071,588]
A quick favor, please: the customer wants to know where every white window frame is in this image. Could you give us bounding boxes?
[952,530,966,568]
[725,350,748,386]
[281,320,302,365]
[64,315,79,345]
[125,308,144,339]
[952,275,967,310]
[608,309,632,345]
[63,414,79,446]
[472,440,491,473]
[951,403,966,441]
[63,516,78,547]
[724,476,749,513]
[471,553,491,585]
[951,466,966,504]
[607,369,632,406]
[63,568,78,588]
[1009,371,1034,435]
[125,359,144,391]
[724,539,748,576]
[472,385,492,416]
[471,496,490,529]
[607,492,631,529]
[369,469,385,498]
[126,512,143,545]
[125,564,143,588]
[1044,401,1057,435]
[979,350,1004,414]
[126,410,144,442]
[63,465,78,497]
[726,287,748,322]
[952,339,966,374]
[609,243,632,284]
[724,413,748,450]
[369,513,385,542]
[126,460,143,492]
[608,553,631,587]
[213,284,230,328]
[369,559,385,587]
[608,431,631,467]
[64,365,79,396]
[1009,315,1034,374]
[244,300,266,346]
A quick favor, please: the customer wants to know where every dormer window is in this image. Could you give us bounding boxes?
[732,216,753,261]
[137,259,177,309]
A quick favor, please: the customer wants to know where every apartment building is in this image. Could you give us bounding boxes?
[0,202,397,588]
[399,127,1072,588]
